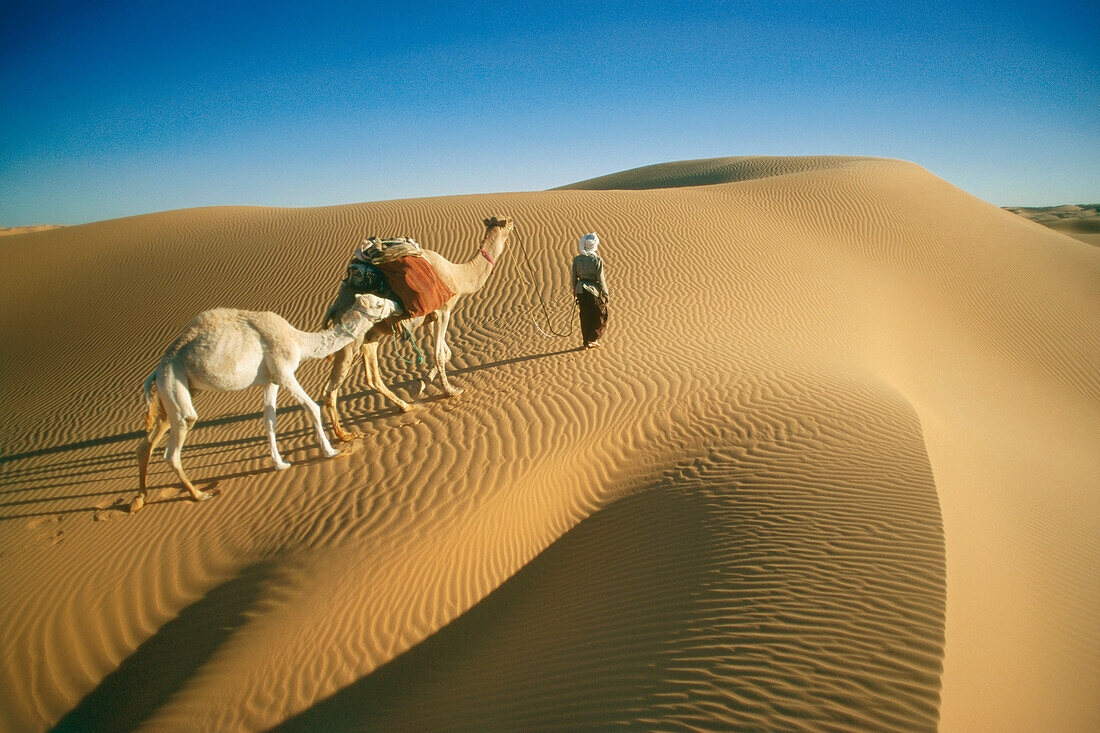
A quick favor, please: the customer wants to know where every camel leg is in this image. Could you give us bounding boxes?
[434,310,463,396]
[132,403,170,513]
[161,374,214,503]
[361,341,412,412]
[263,383,291,470]
[416,319,439,395]
[428,338,452,389]
[164,417,212,502]
[279,372,340,459]
[323,341,360,442]
[418,319,452,395]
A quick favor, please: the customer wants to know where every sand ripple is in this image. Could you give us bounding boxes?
[1,157,1096,731]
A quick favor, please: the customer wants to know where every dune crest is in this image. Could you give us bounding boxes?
[1,157,1096,732]
[556,154,882,190]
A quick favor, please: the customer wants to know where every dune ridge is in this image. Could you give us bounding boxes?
[1,156,1097,731]
[555,155,880,190]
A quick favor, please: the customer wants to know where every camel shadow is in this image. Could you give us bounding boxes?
[337,346,581,408]
[0,422,318,521]
[0,430,328,521]
[1,347,577,522]
[1,347,578,467]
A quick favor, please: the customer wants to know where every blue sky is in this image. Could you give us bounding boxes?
[1,0,1097,226]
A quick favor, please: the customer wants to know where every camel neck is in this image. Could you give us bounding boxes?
[458,227,507,294]
[298,325,357,360]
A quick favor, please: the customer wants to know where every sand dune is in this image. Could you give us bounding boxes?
[1006,203,1100,247]
[0,225,64,237]
[1,157,1096,731]
[556,154,883,191]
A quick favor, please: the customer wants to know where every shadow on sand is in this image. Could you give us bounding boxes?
[275,487,712,731]
[276,439,945,731]
[52,560,277,733]
[2,347,580,466]
[1,348,581,522]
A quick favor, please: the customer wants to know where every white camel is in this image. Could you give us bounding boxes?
[133,293,396,513]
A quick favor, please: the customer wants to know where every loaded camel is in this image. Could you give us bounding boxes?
[322,215,515,442]
[133,293,396,513]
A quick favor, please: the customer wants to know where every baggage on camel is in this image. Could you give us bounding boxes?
[341,236,455,319]
[320,215,515,442]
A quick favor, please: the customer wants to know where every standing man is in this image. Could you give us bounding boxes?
[572,232,610,349]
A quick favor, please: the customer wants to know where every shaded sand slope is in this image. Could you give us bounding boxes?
[0,157,1096,731]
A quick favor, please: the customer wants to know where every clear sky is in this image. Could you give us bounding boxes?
[2,0,1097,226]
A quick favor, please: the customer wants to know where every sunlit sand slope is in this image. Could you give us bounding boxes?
[556,154,880,190]
[0,157,1096,732]
[0,225,64,237]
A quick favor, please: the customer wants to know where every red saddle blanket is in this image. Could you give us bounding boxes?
[375,255,455,318]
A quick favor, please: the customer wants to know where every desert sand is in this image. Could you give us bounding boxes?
[0,226,64,238]
[1,156,1096,731]
[1005,203,1100,248]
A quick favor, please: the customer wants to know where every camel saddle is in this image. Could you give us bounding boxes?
[374,255,455,318]
[344,237,454,318]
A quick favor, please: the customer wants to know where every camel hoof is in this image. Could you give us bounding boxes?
[324,448,341,459]
[129,496,145,514]
[191,489,219,502]
[274,460,292,471]
[445,388,464,397]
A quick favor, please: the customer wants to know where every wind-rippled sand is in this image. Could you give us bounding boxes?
[1,157,1096,731]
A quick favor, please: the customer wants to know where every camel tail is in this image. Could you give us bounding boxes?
[142,370,158,433]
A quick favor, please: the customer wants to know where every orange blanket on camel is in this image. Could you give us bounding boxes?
[375,255,456,318]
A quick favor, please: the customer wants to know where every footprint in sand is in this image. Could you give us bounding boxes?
[26,515,65,545]
[26,515,59,531]
[93,498,131,523]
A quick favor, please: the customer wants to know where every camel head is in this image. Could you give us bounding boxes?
[339,293,397,336]
[481,215,515,257]
[483,215,514,233]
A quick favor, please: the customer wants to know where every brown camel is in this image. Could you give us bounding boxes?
[322,215,515,441]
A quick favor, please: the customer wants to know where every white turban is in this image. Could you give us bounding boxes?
[579,232,599,254]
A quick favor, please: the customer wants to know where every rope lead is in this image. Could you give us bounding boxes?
[391,322,425,364]
[514,227,576,338]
